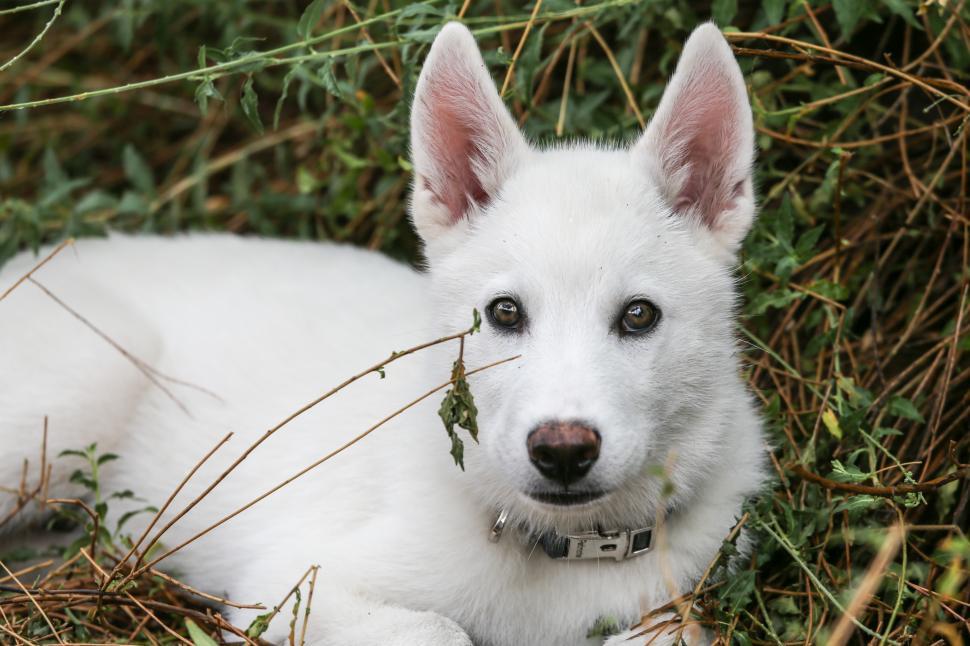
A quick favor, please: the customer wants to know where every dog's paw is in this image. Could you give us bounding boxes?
[601,613,709,646]
[377,610,472,646]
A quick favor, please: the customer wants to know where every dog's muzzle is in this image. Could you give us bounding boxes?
[488,508,656,562]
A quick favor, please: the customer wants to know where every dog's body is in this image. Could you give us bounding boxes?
[1,23,766,646]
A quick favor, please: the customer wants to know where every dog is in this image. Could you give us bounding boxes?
[0,21,766,646]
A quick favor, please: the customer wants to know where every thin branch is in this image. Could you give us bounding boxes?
[126,322,489,577]
[131,353,519,578]
[0,0,60,17]
[110,432,234,582]
[725,31,970,113]
[0,559,65,645]
[27,277,193,416]
[499,0,543,97]
[0,0,639,112]
[0,0,66,73]
[585,21,644,128]
[791,464,970,497]
[0,238,73,302]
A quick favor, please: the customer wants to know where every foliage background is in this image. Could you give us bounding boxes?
[1,0,968,643]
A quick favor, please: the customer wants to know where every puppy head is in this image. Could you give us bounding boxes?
[410,23,755,531]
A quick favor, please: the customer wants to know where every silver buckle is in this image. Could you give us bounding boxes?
[488,508,510,543]
[541,526,654,561]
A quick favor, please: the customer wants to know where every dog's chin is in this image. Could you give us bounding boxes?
[525,489,609,509]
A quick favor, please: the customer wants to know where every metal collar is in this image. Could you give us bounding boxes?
[488,508,656,562]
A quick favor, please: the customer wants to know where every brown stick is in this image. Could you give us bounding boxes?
[791,464,970,497]
[725,31,970,112]
[111,432,233,582]
[128,323,483,577]
[28,277,193,416]
[499,0,543,97]
[131,353,520,578]
[0,559,65,644]
[0,238,74,303]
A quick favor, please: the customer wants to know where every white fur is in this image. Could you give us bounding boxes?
[0,22,765,646]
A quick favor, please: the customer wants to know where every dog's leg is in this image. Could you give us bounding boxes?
[0,275,157,530]
[227,589,471,646]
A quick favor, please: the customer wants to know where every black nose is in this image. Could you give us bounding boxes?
[527,421,601,487]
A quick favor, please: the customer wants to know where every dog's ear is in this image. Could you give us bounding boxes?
[632,23,755,256]
[409,22,529,250]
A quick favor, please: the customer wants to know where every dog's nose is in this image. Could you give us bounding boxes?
[527,421,601,487]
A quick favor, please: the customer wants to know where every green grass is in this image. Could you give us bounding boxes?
[1,0,968,643]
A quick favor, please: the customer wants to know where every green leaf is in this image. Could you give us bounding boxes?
[97,452,120,466]
[104,578,138,593]
[75,190,118,214]
[887,395,924,422]
[117,190,149,215]
[296,166,318,194]
[185,618,219,646]
[449,433,465,469]
[837,376,873,407]
[316,58,341,97]
[64,607,91,641]
[749,288,801,315]
[69,469,96,490]
[712,0,738,25]
[297,0,327,40]
[515,22,547,101]
[288,588,302,638]
[832,0,869,36]
[880,0,921,28]
[241,76,264,134]
[774,195,795,251]
[274,64,302,130]
[246,611,274,639]
[769,595,799,616]
[830,459,869,483]
[395,3,446,24]
[821,408,842,439]
[834,495,883,513]
[762,0,786,24]
[807,279,850,301]
[794,224,825,260]
[63,535,90,559]
[438,355,480,470]
[42,147,67,187]
[116,505,158,533]
[401,23,444,44]
[586,615,622,639]
[194,78,222,116]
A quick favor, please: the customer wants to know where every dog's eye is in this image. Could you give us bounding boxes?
[488,297,522,329]
[619,300,659,335]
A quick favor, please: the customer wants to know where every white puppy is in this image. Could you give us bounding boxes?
[0,22,765,646]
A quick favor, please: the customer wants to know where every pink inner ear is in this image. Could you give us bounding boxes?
[420,73,494,223]
[660,68,746,229]
[426,94,487,221]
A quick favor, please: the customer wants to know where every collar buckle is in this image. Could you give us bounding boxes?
[540,525,654,561]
